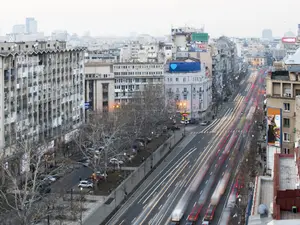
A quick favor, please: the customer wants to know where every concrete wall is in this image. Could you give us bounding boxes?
[83,130,184,225]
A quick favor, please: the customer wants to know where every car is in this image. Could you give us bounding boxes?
[171,125,180,131]
[78,180,93,188]
[43,175,57,183]
[109,158,124,165]
[200,121,210,126]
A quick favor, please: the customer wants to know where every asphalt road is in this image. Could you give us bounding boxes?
[106,103,237,225]
[211,68,267,225]
[105,72,258,225]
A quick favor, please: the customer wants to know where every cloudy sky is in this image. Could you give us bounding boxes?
[0,0,299,37]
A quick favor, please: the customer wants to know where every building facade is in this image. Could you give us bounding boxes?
[165,59,212,120]
[25,17,37,34]
[212,36,239,105]
[0,41,85,158]
[84,62,115,113]
[265,50,300,154]
[113,62,164,104]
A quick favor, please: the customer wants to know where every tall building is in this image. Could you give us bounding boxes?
[84,62,115,113]
[113,62,164,104]
[262,29,273,40]
[12,24,25,34]
[0,41,85,160]
[165,59,212,120]
[25,17,37,34]
[265,50,300,157]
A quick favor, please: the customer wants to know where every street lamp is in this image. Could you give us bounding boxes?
[80,187,83,225]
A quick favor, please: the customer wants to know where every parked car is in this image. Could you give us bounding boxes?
[43,175,57,183]
[200,121,210,126]
[78,180,93,188]
[109,158,124,165]
[170,125,180,131]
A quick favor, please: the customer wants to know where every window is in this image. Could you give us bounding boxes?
[184,95,187,100]
[176,78,179,82]
[284,148,290,154]
[283,133,290,142]
[283,103,290,111]
[183,78,186,82]
[283,118,290,127]
[136,85,139,90]
[183,88,187,92]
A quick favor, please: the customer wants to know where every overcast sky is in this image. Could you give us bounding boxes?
[0,0,299,37]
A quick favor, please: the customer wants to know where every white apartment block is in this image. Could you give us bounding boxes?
[165,64,212,120]
[119,42,166,63]
[113,62,164,104]
[0,41,85,157]
[84,62,115,112]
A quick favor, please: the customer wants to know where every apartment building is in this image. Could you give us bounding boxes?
[165,59,212,120]
[84,62,115,112]
[0,41,85,158]
[113,62,164,104]
[265,53,300,154]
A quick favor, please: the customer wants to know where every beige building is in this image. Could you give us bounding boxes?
[266,50,300,153]
[84,62,115,112]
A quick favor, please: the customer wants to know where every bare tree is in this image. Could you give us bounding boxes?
[0,140,71,225]
[73,111,133,182]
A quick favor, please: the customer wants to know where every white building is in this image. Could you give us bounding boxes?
[0,41,85,158]
[165,59,212,120]
[25,17,37,34]
[113,62,164,104]
[12,24,25,34]
[84,62,115,113]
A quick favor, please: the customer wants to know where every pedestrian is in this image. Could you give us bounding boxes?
[79,177,82,182]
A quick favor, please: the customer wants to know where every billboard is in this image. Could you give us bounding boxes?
[169,61,201,73]
[191,33,209,42]
[190,42,208,52]
[282,37,296,44]
[267,108,282,147]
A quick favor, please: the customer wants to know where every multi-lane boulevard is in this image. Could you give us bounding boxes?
[106,69,263,225]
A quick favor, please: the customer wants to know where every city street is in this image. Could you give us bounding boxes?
[106,73,251,225]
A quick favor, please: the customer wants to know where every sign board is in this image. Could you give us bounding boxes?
[191,33,209,42]
[190,42,208,52]
[282,37,297,44]
[266,107,282,147]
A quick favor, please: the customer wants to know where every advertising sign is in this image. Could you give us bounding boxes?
[282,37,297,44]
[190,42,208,52]
[267,108,282,147]
[191,33,209,42]
[169,61,201,72]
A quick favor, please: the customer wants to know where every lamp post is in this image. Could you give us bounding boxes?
[80,187,83,225]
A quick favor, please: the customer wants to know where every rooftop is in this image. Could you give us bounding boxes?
[85,62,112,67]
[285,48,300,65]
[279,157,298,190]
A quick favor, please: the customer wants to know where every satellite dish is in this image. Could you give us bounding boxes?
[258,204,268,215]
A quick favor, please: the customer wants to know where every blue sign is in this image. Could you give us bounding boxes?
[84,102,90,110]
[169,62,201,73]
[170,64,177,70]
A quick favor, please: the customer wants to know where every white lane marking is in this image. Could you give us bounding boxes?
[205,180,208,184]
[132,217,137,223]
[138,147,197,204]
[200,190,203,195]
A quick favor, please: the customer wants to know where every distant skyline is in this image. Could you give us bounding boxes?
[0,0,299,38]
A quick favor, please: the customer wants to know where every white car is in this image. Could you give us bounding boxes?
[43,175,57,182]
[109,158,124,165]
[78,180,93,188]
